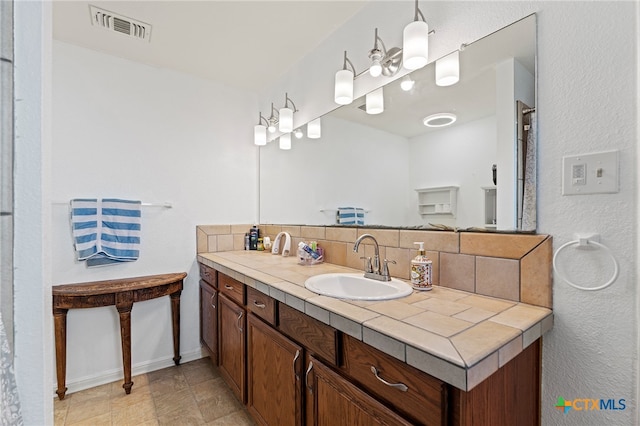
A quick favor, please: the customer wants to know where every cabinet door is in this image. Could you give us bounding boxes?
[306,356,412,426]
[247,314,303,426]
[219,293,246,403]
[199,280,218,364]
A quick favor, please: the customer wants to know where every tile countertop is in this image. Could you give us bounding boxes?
[197,251,553,392]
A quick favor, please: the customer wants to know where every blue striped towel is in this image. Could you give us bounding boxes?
[337,207,365,225]
[71,198,142,267]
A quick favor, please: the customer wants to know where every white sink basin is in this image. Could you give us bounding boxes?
[304,273,413,301]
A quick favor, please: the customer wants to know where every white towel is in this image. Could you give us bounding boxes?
[71,198,141,267]
[337,207,365,225]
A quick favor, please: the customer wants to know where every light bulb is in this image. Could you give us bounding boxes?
[294,128,303,139]
[400,75,415,91]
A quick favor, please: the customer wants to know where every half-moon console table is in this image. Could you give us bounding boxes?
[52,272,187,400]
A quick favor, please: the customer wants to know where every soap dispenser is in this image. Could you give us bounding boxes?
[411,242,433,291]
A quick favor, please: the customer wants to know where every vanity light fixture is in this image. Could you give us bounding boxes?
[267,103,279,133]
[366,87,384,115]
[293,128,304,139]
[254,112,269,146]
[400,75,415,91]
[307,117,321,139]
[368,28,402,78]
[335,51,356,105]
[279,133,292,150]
[423,112,457,127]
[278,93,298,133]
[435,50,460,86]
[403,0,433,70]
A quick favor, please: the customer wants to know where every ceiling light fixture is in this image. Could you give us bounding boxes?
[366,87,384,115]
[267,103,278,133]
[400,75,415,91]
[402,0,434,70]
[335,51,356,105]
[279,133,291,150]
[279,93,298,133]
[307,118,321,139]
[423,113,457,127]
[435,50,460,86]
[293,128,303,139]
[254,112,269,146]
[368,28,402,78]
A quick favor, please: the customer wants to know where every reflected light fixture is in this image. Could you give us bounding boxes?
[366,87,384,115]
[368,28,402,77]
[435,50,460,86]
[307,117,321,139]
[254,112,269,146]
[400,75,415,91]
[335,51,356,105]
[293,128,303,139]
[279,133,291,150]
[403,0,433,70]
[423,113,457,127]
[278,93,298,133]
[267,103,278,133]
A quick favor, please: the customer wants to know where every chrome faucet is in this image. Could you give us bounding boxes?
[353,234,394,281]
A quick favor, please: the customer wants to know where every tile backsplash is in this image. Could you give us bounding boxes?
[196,224,552,309]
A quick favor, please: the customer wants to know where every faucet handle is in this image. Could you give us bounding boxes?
[381,259,396,279]
[360,256,373,273]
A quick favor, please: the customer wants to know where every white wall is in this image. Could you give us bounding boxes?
[260,115,409,226]
[51,41,257,392]
[264,2,638,425]
[408,116,497,228]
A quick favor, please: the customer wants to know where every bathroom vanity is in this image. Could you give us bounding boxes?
[196,227,552,426]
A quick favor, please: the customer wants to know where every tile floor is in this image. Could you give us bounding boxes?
[54,357,254,426]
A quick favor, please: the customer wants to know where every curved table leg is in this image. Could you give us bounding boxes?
[116,298,134,394]
[170,290,182,365]
[53,308,69,400]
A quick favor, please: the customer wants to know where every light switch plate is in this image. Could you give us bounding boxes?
[562,150,619,195]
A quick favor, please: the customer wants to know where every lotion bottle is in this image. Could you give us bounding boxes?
[411,242,433,291]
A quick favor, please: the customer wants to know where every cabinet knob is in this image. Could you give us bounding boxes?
[370,366,408,392]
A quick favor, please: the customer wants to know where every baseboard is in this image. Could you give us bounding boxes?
[54,347,209,396]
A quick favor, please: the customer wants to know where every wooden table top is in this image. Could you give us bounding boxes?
[53,272,187,296]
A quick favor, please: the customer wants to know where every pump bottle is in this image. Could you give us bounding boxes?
[411,242,433,290]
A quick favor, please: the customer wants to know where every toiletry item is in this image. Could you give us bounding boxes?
[257,238,264,251]
[298,242,321,260]
[244,233,250,251]
[263,236,272,251]
[272,232,292,256]
[411,242,433,290]
[249,226,259,250]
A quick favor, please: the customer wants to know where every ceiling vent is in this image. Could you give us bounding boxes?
[89,5,152,42]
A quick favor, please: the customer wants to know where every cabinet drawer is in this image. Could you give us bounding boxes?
[199,263,217,287]
[343,335,446,426]
[246,286,276,326]
[219,273,245,305]
[278,303,340,366]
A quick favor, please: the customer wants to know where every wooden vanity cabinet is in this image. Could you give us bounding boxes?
[247,313,304,426]
[218,285,246,403]
[306,355,413,426]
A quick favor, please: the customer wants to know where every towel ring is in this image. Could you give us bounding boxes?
[552,239,619,291]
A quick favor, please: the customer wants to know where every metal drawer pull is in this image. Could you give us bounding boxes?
[210,295,216,309]
[224,284,233,290]
[253,300,266,309]
[293,350,300,380]
[370,366,408,392]
[236,310,244,333]
[305,361,314,393]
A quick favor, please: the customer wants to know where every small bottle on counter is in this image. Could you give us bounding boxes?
[257,238,264,251]
[298,242,321,260]
[244,233,250,250]
[411,242,432,291]
[249,226,259,250]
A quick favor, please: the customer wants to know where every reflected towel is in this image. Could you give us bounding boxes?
[0,312,22,425]
[71,198,141,267]
[337,207,365,225]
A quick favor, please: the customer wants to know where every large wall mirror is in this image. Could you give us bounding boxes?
[260,14,536,232]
